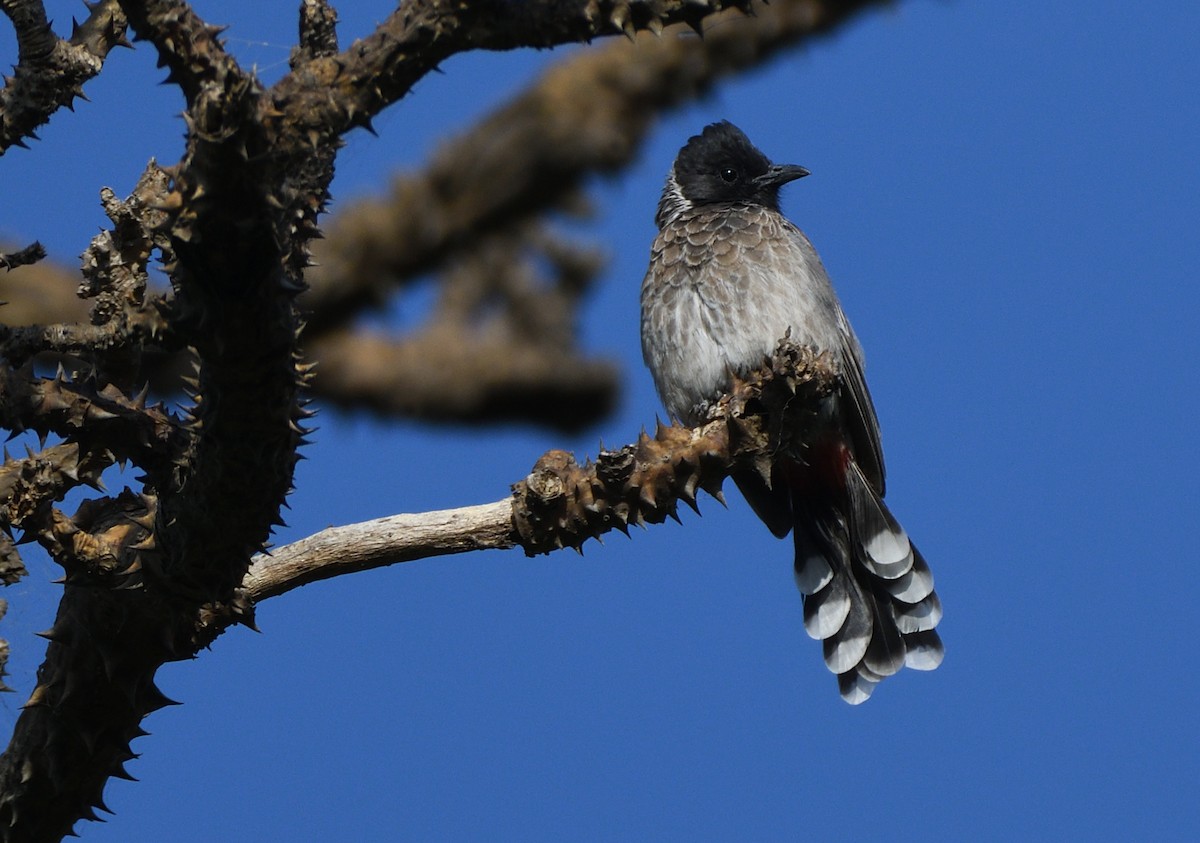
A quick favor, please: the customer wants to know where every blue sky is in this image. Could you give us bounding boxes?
[2,1,1198,839]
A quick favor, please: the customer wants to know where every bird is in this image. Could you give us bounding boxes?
[640,121,943,703]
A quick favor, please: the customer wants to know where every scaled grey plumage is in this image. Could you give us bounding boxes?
[640,121,943,703]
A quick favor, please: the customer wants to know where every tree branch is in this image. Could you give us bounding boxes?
[243,500,515,602]
[272,0,750,161]
[243,341,837,601]
[0,312,171,367]
[0,3,307,834]
[0,365,187,483]
[0,0,129,153]
[115,0,234,107]
[301,0,888,336]
[306,326,618,431]
[0,241,45,271]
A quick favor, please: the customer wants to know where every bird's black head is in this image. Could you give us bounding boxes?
[670,121,809,212]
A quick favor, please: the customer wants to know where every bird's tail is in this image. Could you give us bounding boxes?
[793,460,944,704]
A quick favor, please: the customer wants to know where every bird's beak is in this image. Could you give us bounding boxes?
[759,164,811,187]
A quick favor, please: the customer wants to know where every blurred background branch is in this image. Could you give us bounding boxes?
[2,0,884,432]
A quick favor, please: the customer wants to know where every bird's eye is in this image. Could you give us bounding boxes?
[720,167,739,183]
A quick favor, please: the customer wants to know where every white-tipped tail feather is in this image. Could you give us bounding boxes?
[795,462,945,703]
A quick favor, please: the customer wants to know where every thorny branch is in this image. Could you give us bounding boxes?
[0,0,129,153]
[250,342,836,603]
[302,0,881,334]
[0,241,43,271]
[0,0,896,839]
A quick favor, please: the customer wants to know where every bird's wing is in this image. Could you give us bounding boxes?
[836,314,887,495]
[777,218,888,495]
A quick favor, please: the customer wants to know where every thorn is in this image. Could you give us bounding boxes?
[354,114,378,136]
[110,763,138,782]
[86,405,118,421]
[610,6,634,40]
[753,455,773,487]
[639,485,657,509]
[680,494,701,516]
[141,683,181,712]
